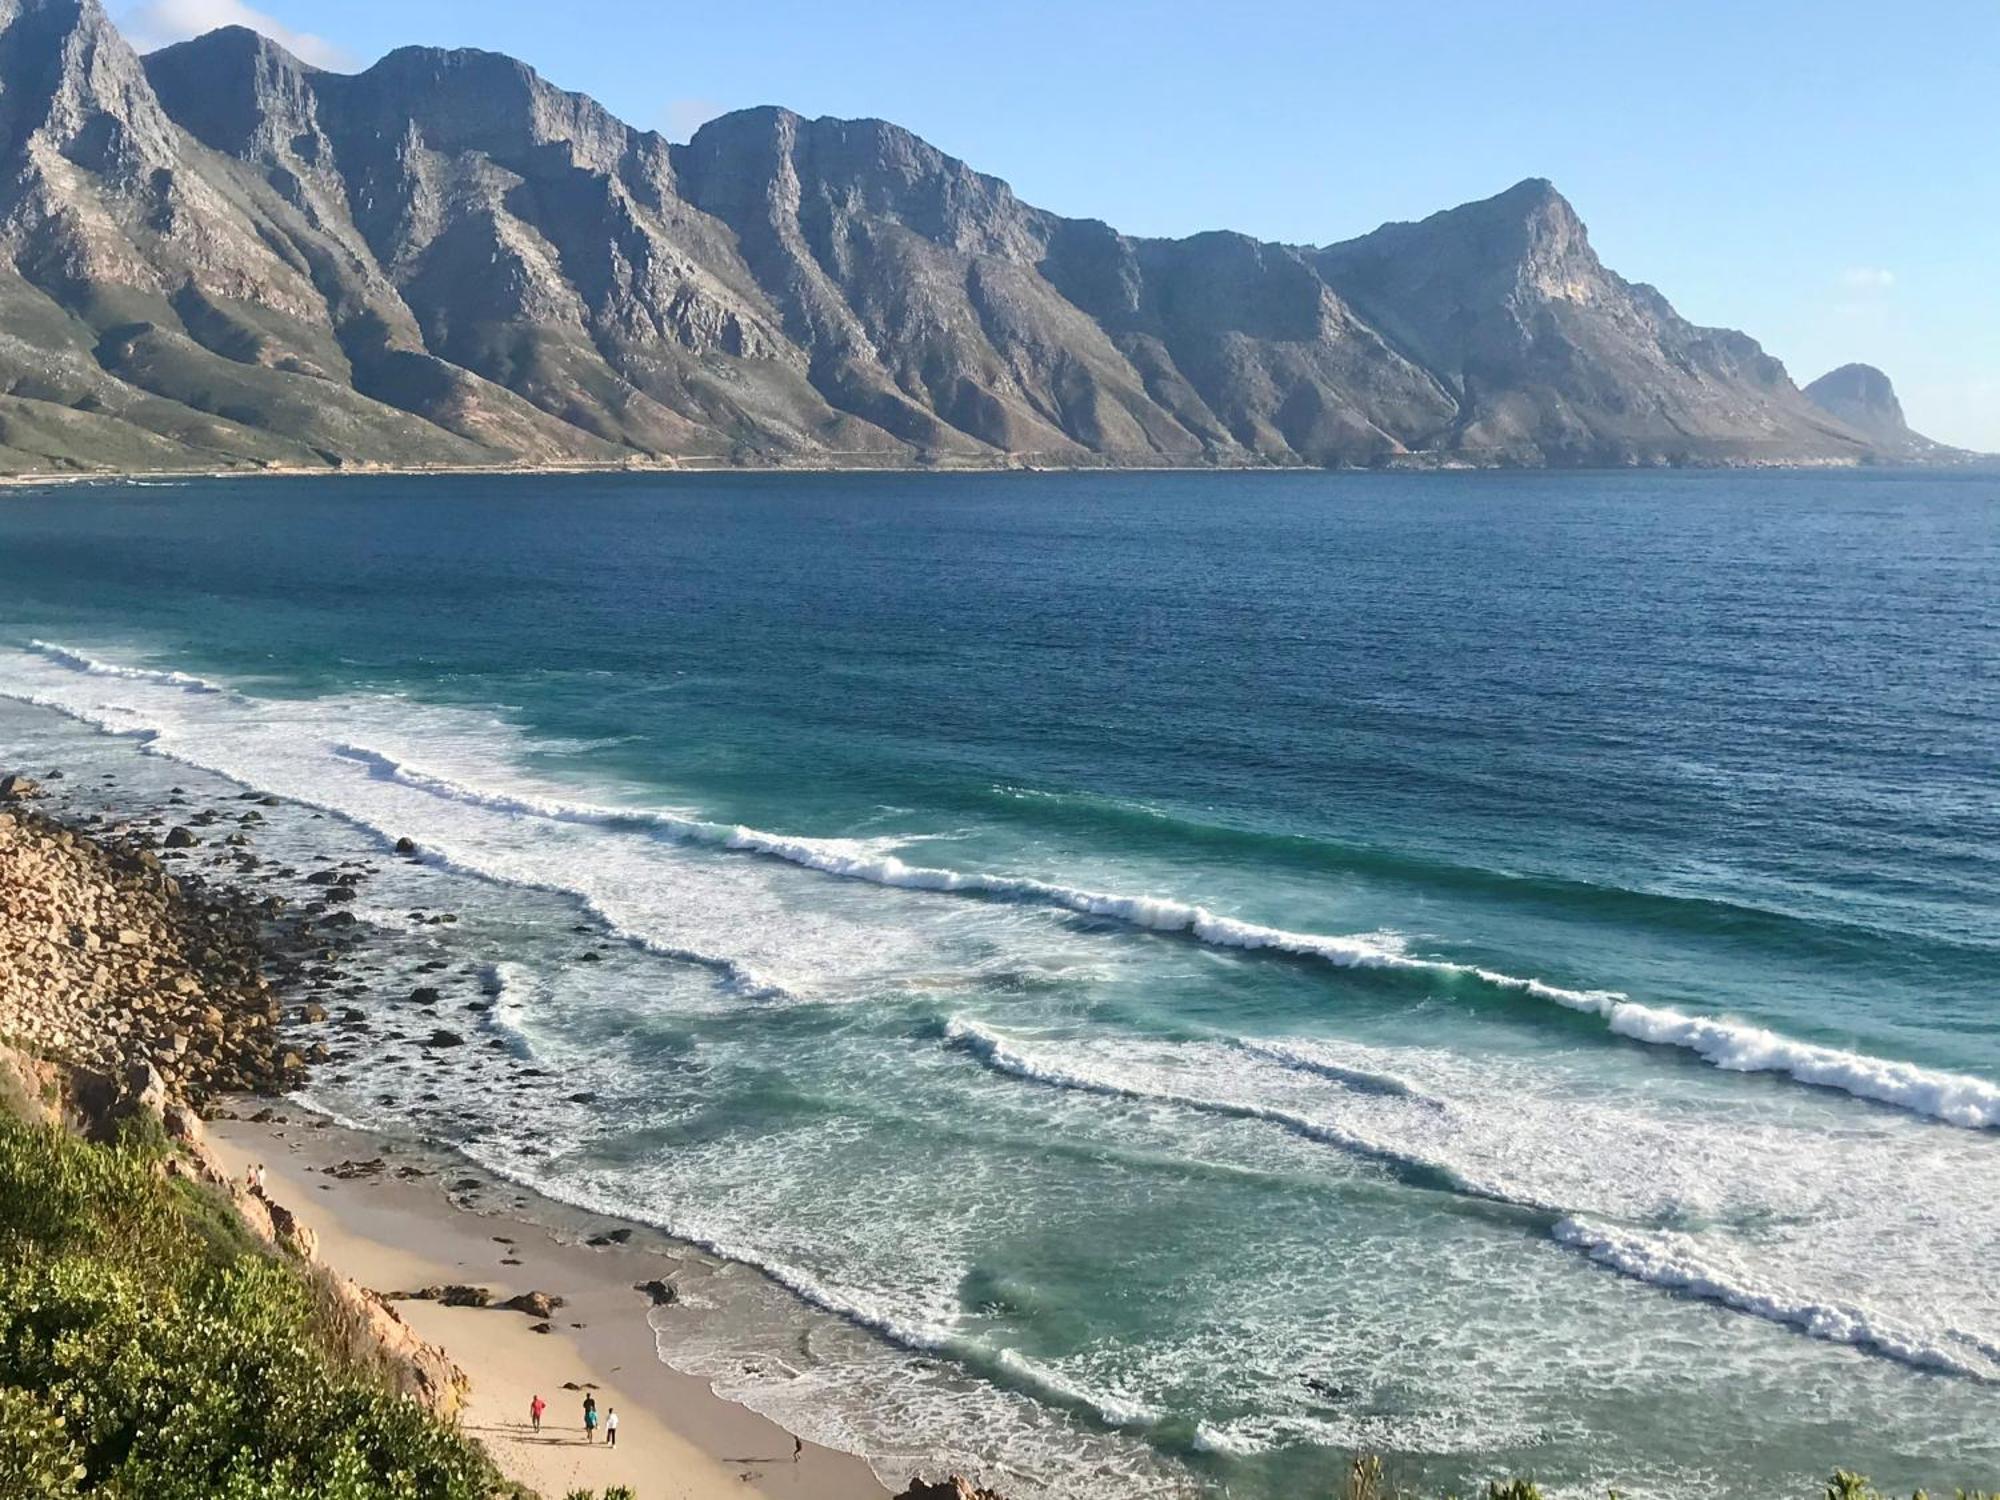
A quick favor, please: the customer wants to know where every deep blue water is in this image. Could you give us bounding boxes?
[2,467,1995,1497]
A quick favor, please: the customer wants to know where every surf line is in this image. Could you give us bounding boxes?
[13,639,2000,1131]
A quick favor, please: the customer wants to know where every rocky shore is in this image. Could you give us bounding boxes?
[0,774,296,1100]
[0,766,987,1499]
[0,770,473,1423]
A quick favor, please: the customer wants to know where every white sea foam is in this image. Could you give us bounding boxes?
[325,737,2000,1133]
[26,639,225,693]
[944,1017,1533,1208]
[441,1113,1175,1446]
[7,637,1999,1135]
[1190,1422,1262,1456]
[1234,1036,1437,1103]
[1552,1217,2000,1382]
[993,1348,1164,1429]
[943,1017,2000,1385]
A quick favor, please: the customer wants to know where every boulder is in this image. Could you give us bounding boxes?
[163,826,199,849]
[0,772,41,800]
[501,1290,565,1319]
[121,1057,170,1118]
[267,1199,318,1260]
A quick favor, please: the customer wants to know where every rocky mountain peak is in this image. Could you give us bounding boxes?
[1450,177,1603,302]
[142,25,319,158]
[1805,362,1902,421]
[682,106,1034,261]
[0,0,178,172]
[1802,363,1957,456]
[334,45,636,175]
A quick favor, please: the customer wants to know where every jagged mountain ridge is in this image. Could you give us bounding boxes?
[0,0,1904,473]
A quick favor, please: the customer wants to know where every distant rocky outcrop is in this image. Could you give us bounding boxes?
[0,0,1929,472]
[1802,364,1963,459]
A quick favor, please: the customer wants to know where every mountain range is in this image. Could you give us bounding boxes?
[0,0,1969,474]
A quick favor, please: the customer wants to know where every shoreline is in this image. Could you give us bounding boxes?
[1,451,1965,493]
[202,1105,889,1500]
[0,691,1191,1500]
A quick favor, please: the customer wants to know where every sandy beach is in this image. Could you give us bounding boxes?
[204,1111,889,1500]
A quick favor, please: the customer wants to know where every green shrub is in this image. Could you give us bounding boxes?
[0,1113,502,1499]
[0,1384,86,1497]
[1824,1474,1998,1500]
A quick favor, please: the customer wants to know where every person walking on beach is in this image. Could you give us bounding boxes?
[605,1407,619,1448]
[582,1392,598,1443]
[529,1394,545,1433]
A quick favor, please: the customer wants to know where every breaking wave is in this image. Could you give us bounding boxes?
[339,736,2000,1133]
[1552,1217,2000,1382]
[26,638,225,693]
[943,1016,1539,1209]
[8,638,1998,1133]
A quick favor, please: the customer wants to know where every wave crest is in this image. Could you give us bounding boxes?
[1552,1217,2000,1382]
[9,638,1998,1132]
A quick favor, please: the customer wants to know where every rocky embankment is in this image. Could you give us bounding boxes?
[0,773,296,1100]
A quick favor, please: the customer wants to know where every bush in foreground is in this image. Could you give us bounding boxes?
[1340,1454,1997,1500]
[0,1112,505,1499]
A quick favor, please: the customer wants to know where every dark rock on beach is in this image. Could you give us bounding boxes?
[501,1290,565,1319]
[895,1480,1011,1500]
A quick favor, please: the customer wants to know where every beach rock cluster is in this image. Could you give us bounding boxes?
[894,1478,1011,1500]
[0,797,293,1101]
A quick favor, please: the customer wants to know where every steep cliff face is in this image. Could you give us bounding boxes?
[0,0,1891,473]
[1312,179,1862,465]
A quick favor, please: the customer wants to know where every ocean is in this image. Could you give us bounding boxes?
[0,466,1994,1498]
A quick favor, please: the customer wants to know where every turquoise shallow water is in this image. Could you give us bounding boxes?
[0,468,1996,1496]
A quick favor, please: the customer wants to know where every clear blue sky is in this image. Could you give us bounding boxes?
[117,0,2000,449]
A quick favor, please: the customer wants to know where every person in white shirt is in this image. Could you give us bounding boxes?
[605,1408,619,1448]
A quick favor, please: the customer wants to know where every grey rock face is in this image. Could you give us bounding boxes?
[0,0,1903,473]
